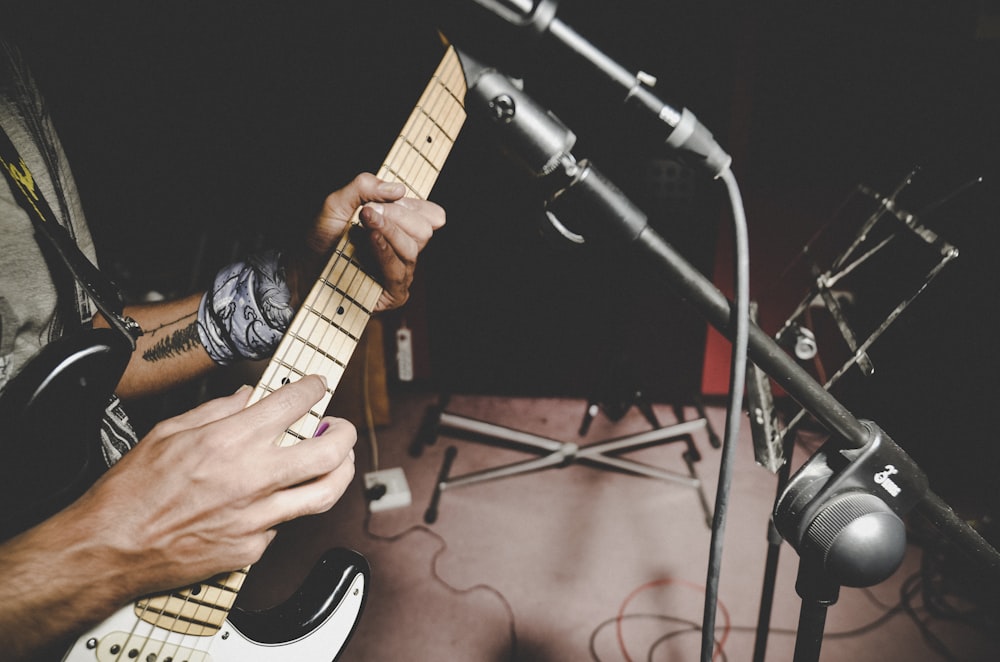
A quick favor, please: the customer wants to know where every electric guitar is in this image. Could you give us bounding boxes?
[0,329,133,541]
[1,45,466,661]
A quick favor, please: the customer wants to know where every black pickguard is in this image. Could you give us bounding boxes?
[0,327,130,541]
[231,547,371,652]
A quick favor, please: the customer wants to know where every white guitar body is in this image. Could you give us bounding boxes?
[63,549,368,662]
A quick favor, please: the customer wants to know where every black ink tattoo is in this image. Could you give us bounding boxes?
[145,312,197,335]
[142,321,201,363]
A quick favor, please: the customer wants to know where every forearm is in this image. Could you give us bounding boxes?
[0,507,134,660]
[95,293,217,399]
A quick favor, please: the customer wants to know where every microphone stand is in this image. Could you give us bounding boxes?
[552,156,998,662]
[452,46,1000,661]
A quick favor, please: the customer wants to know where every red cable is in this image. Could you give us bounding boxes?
[614,577,732,661]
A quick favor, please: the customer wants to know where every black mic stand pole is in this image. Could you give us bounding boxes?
[752,427,798,662]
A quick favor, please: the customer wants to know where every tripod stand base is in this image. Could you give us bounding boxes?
[422,408,714,526]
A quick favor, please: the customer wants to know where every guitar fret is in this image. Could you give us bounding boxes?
[207,569,248,591]
[324,277,380,315]
[421,92,465,142]
[423,56,465,124]
[302,309,368,343]
[286,411,326,444]
[420,92,464,139]
[389,116,459,187]
[256,363,335,403]
[329,247,365,273]
[135,596,229,636]
[382,145,440,192]
[432,67,467,133]
[169,590,237,612]
[397,106,459,164]
[271,352,345,389]
[93,633,211,662]
[405,105,459,154]
[287,313,357,367]
[310,262,380,314]
[313,281,375,319]
[260,354,347,399]
[143,609,222,629]
[309,302,374,343]
[317,253,364,292]
[255,359,336,410]
[380,163,437,201]
[286,320,363,366]
[290,327,355,362]
[378,53,465,202]
[279,428,309,444]
[259,341,348,390]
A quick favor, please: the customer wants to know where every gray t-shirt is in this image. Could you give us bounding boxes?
[1,41,136,466]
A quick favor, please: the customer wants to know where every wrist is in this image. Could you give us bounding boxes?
[0,506,136,655]
[197,250,294,365]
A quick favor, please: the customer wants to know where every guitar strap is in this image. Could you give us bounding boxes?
[0,126,142,349]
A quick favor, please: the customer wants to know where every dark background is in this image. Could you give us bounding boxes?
[5,2,1000,511]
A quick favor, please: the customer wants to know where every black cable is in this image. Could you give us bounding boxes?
[700,167,750,662]
[899,571,967,662]
[919,538,1000,637]
[362,512,519,661]
[859,585,900,612]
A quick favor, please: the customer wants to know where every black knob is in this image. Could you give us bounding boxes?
[801,492,907,587]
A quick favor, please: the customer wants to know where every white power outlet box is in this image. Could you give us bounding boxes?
[364,467,412,512]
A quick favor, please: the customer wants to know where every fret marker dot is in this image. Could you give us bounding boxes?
[281,377,291,385]
[426,135,432,143]
[337,305,346,315]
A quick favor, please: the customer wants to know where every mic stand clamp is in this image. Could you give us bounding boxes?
[773,421,929,660]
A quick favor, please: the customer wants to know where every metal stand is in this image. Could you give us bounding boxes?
[579,389,722,450]
[751,172,968,661]
[791,559,841,662]
[418,395,715,526]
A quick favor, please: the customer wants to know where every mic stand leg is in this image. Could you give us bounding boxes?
[792,559,841,662]
[752,426,799,662]
[752,518,786,662]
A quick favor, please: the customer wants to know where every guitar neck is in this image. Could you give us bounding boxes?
[134,46,467,636]
[252,44,468,433]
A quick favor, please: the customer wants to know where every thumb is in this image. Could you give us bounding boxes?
[318,173,406,231]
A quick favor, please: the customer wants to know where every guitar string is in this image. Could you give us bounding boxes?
[274,240,368,435]
[128,567,252,660]
[379,46,461,199]
[104,48,465,660]
[118,569,213,661]
[398,52,463,197]
[116,576,218,662]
